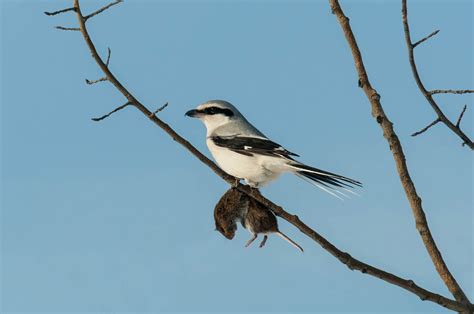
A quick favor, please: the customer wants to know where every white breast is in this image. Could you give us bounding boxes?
[206,138,288,187]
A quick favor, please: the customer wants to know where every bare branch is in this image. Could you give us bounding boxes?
[430,89,474,95]
[55,26,80,31]
[85,49,112,84]
[411,119,440,137]
[84,0,123,21]
[86,49,112,86]
[238,185,469,313]
[149,102,169,118]
[49,0,472,312]
[412,29,439,48]
[455,105,467,128]
[402,0,473,150]
[85,77,108,85]
[44,7,76,16]
[105,47,112,67]
[329,0,471,308]
[91,101,132,121]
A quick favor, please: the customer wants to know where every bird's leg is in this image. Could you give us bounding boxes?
[245,234,258,247]
[259,235,268,248]
[232,177,241,188]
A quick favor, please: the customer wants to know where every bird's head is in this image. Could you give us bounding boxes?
[185,100,240,133]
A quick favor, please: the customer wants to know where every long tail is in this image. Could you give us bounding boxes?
[288,162,362,199]
[276,231,304,252]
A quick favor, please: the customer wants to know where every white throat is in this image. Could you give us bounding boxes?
[201,116,231,136]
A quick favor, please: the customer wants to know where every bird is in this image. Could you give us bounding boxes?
[214,188,304,252]
[186,100,361,199]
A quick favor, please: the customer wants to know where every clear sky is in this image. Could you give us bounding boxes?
[1,0,472,313]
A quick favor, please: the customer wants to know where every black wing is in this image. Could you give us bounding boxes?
[211,136,299,159]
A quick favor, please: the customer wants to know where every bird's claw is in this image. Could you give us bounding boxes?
[232,178,241,188]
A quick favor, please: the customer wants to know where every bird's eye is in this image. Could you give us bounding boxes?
[202,106,233,117]
[205,107,218,115]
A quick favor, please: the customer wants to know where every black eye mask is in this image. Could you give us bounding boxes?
[201,107,234,117]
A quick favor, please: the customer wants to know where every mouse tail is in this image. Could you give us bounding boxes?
[276,231,304,252]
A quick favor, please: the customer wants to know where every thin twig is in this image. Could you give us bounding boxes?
[86,49,112,84]
[91,102,132,121]
[44,7,76,16]
[411,119,440,137]
[455,105,467,128]
[51,1,471,312]
[412,29,439,48]
[55,26,80,31]
[430,89,474,95]
[149,102,169,117]
[84,0,123,21]
[402,0,473,150]
[85,77,108,85]
[330,0,471,309]
[105,47,112,67]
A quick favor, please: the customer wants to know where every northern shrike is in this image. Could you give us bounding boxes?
[186,100,361,198]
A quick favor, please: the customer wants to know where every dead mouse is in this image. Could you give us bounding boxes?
[213,187,248,240]
[214,188,303,252]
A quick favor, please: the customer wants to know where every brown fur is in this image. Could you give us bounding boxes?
[243,191,279,233]
[214,188,248,239]
[213,187,303,252]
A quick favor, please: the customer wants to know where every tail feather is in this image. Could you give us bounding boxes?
[296,172,344,200]
[289,162,362,187]
[276,231,304,252]
[289,162,362,199]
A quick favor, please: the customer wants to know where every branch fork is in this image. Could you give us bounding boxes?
[402,0,473,149]
[412,29,439,48]
[46,0,123,30]
[149,102,169,118]
[85,48,111,85]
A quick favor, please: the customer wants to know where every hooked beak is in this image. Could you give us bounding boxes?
[185,109,201,118]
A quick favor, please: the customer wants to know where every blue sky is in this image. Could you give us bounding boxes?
[1,0,472,313]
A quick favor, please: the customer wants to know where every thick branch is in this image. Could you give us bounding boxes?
[72,0,229,182]
[57,1,471,312]
[330,0,472,310]
[239,186,467,312]
[402,0,473,149]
